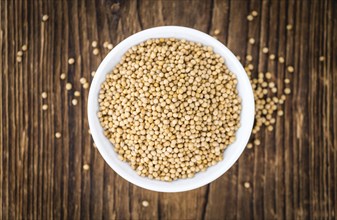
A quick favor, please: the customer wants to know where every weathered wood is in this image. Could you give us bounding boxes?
[1,0,337,219]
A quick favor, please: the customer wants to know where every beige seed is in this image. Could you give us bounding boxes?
[284,78,290,84]
[142,200,149,207]
[21,45,28,51]
[244,182,251,188]
[83,164,90,170]
[277,110,284,116]
[103,41,109,48]
[269,54,275,60]
[247,15,254,21]
[265,72,272,79]
[284,88,291,95]
[262,47,269,54]
[278,57,285,63]
[80,77,87,84]
[42,104,48,110]
[247,143,253,149]
[17,51,23,56]
[246,55,253,62]
[213,29,221,35]
[72,99,78,106]
[16,56,22,63]
[251,11,258,17]
[55,132,61,138]
[66,83,72,90]
[267,126,273,131]
[93,48,99,55]
[74,91,80,97]
[68,58,75,65]
[60,73,66,80]
[42,14,49,22]
[91,71,96,77]
[248,38,255,45]
[107,44,114,50]
[91,41,98,48]
[286,24,293,30]
[287,66,294,73]
[254,139,260,146]
[83,82,89,89]
[236,55,241,61]
[41,92,47,99]
[319,56,325,62]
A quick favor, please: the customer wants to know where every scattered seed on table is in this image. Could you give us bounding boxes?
[16,56,22,63]
[17,51,23,56]
[247,143,253,149]
[80,77,87,84]
[107,44,113,50]
[286,24,293,30]
[247,15,254,21]
[248,38,255,45]
[284,88,291,95]
[142,200,149,207]
[265,72,272,79]
[41,92,47,99]
[91,71,96,77]
[319,56,325,62]
[213,29,220,35]
[74,91,80,97]
[103,41,109,48]
[72,99,78,106]
[244,182,251,188]
[55,132,61,138]
[92,41,98,48]
[83,164,90,170]
[262,47,269,54]
[93,48,99,55]
[22,44,28,51]
[252,11,258,17]
[42,14,49,22]
[60,73,66,80]
[284,78,290,84]
[246,55,253,62]
[66,83,72,90]
[278,57,285,63]
[42,104,48,110]
[287,66,294,73]
[267,126,273,131]
[254,139,260,146]
[277,110,284,116]
[271,87,277,93]
[68,58,75,64]
[281,95,286,101]
[83,82,89,89]
[269,54,275,60]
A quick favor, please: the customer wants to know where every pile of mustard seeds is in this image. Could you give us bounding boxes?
[98,38,241,181]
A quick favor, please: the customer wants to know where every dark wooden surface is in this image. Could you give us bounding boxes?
[1,0,337,219]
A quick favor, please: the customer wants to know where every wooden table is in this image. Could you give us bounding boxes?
[1,0,336,219]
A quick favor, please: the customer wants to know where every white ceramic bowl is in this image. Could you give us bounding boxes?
[88,26,254,192]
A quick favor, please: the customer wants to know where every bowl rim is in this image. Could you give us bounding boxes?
[88,26,255,192]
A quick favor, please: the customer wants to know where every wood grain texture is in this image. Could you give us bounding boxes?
[1,0,337,219]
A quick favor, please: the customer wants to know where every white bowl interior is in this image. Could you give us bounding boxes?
[88,26,254,192]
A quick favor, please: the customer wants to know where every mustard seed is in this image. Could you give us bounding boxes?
[244,182,251,188]
[319,56,325,62]
[284,78,290,84]
[55,132,61,138]
[16,56,22,63]
[287,66,294,73]
[83,164,90,170]
[142,200,149,207]
[91,71,96,77]
[66,83,72,90]
[72,99,78,106]
[93,48,99,55]
[41,92,47,99]
[42,14,49,22]
[262,47,269,53]
[248,38,255,45]
[21,45,28,51]
[269,54,275,60]
[286,24,293,30]
[80,77,87,84]
[247,143,253,149]
[68,58,75,64]
[254,139,260,146]
[74,91,80,97]
[83,83,89,89]
[42,104,48,110]
[107,44,114,50]
[103,41,109,48]
[17,51,23,56]
[247,15,254,21]
[278,57,285,63]
[92,41,98,48]
[251,11,258,17]
[213,29,220,35]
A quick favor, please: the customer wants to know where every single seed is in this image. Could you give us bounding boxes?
[17,51,23,56]
[72,99,78,106]
[284,88,291,95]
[21,45,28,51]
[278,57,285,63]
[236,55,241,61]
[319,56,325,62]
[91,71,96,77]
[16,56,22,63]
[68,58,75,64]
[42,104,48,110]
[83,82,89,89]
[267,126,273,131]
[60,73,66,80]
[93,48,99,55]
[269,54,275,60]
[92,41,98,48]
[107,44,114,50]
[83,164,90,170]
[103,41,109,48]
[42,14,49,22]
[66,83,72,90]
[286,24,293,30]
[246,55,253,62]
[247,15,254,21]
[213,29,220,35]
[142,200,149,207]
[277,110,284,116]
[247,143,253,149]
[74,91,80,97]
[262,47,269,54]
[284,78,290,84]
[244,182,251,188]
[265,72,272,79]
[287,66,294,73]
[248,38,255,45]
[80,77,87,84]
[254,139,260,146]
[55,132,61,138]
[251,11,258,17]
[41,92,47,99]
